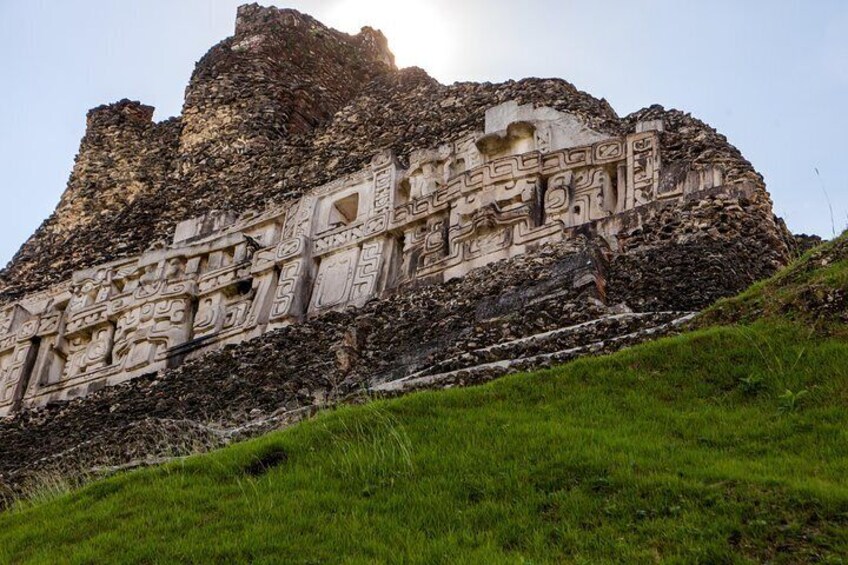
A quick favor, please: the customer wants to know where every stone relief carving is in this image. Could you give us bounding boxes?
[114,293,193,372]
[309,247,360,314]
[0,101,722,417]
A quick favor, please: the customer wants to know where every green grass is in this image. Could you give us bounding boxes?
[1,320,847,563]
[701,231,848,333]
[3,235,848,563]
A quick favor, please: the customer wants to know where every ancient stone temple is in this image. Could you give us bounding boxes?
[0,5,794,483]
[0,102,666,415]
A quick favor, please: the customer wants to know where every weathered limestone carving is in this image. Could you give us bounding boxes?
[0,101,742,417]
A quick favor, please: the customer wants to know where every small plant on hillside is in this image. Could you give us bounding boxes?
[739,373,766,396]
[0,482,15,510]
[6,467,87,512]
[323,405,415,485]
[778,388,810,414]
[739,325,814,391]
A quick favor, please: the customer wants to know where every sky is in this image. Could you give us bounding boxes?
[0,0,846,266]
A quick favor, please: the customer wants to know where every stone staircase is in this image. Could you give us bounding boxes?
[373,311,696,394]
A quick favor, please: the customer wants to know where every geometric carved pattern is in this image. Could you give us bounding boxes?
[113,297,192,371]
[350,240,385,303]
[269,259,307,323]
[627,133,661,208]
[0,343,35,413]
[371,151,397,213]
[0,101,671,416]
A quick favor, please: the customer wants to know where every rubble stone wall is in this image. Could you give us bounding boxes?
[0,236,669,490]
[0,100,703,417]
[0,5,796,490]
[0,5,768,305]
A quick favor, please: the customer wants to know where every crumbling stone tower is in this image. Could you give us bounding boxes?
[0,4,795,486]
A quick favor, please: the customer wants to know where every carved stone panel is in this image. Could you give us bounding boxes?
[61,324,115,381]
[113,297,193,372]
[193,295,225,338]
[350,239,387,304]
[0,343,36,415]
[0,305,31,351]
[545,170,573,221]
[0,102,679,416]
[421,215,451,267]
[193,288,254,339]
[627,133,661,208]
[309,247,360,314]
[371,150,399,213]
[269,259,309,324]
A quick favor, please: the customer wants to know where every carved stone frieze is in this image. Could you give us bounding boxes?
[0,101,730,417]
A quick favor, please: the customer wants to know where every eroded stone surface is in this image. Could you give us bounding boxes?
[0,98,783,418]
[0,5,796,491]
[0,236,678,492]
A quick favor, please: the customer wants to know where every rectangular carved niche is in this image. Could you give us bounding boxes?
[316,184,370,234]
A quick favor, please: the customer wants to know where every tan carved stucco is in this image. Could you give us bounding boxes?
[0,101,726,417]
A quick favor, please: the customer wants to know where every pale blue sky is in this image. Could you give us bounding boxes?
[1,0,846,266]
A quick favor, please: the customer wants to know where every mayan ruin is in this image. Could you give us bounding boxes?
[0,4,794,422]
[5,10,844,557]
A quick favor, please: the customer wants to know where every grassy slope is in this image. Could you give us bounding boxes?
[2,239,848,563]
[700,234,848,334]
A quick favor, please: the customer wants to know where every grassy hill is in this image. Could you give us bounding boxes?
[1,237,847,563]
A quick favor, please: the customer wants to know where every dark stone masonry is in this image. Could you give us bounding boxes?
[0,4,799,496]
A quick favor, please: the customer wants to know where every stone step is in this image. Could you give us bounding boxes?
[399,311,691,380]
[373,312,696,394]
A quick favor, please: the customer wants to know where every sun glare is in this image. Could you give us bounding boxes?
[325,0,456,80]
